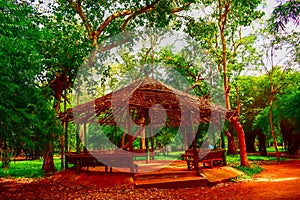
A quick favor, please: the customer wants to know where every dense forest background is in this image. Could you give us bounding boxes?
[0,0,299,172]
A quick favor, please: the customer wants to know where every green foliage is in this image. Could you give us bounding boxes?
[277,72,300,126]
[38,4,91,87]
[269,0,300,32]
[183,0,264,80]
[234,75,269,127]
[0,0,63,166]
[59,0,194,45]
[251,71,300,143]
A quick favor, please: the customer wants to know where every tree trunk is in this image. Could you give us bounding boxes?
[246,130,257,153]
[42,143,55,173]
[257,129,267,156]
[269,98,280,161]
[217,1,248,166]
[224,128,238,155]
[230,116,250,166]
[1,139,9,169]
[221,130,225,149]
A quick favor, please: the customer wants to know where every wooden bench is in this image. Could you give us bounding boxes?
[65,153,110,173]
[201,149,227,168]
[181,149,200,170]
[65,152,138,173]
[129,149,155,160]
[95,153,138,173]
[181,149,226,170]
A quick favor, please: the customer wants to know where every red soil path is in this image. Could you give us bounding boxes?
[1,160,300,199]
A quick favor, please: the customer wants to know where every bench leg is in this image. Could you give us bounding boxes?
[134,164,138,173]
[76,160,81,174]
[187,161,191,170]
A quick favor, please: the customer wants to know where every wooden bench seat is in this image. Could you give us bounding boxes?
[181,149,226,170]
[129,149,155,160]
[65,152,138,173]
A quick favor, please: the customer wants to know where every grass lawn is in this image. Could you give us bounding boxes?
[0,157,61,178]
[266,146,286,152]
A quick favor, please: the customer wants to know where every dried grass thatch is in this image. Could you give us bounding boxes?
[64,78,229,127]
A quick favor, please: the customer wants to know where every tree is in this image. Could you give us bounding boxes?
[253,72,300,155]
[36,2,93,172]
[0,0,62,169]
[180,0,264,166]
[235,75,270,155]
[277,72,300,154]
[257,26,300,161]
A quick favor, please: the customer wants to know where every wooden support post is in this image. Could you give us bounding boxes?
[212,125,216,149]
[83,122,87,147]
[145,109,149,164]
[127,112,133,151]
[64,117,68,169]
[76,93,80,155]
[192,138,199,172]
[114,125,117,149]
[184,126,188,149]
[150,125,154,160]
[191,114,199,172]
[76,123,80,155]
[61,95,67,170]
[61,126,65,171]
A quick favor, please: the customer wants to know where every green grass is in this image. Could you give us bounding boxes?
[226,153,290,180]
[134,151,183,161]
[226,154,287,167]
[234,165,263,179]
[0,157,61,178]
[266,146,285,152]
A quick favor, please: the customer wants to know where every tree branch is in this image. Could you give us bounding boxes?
[67,0,93,40]
[95,0,161,44]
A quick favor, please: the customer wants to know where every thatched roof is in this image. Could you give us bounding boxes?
[67,77,228,127]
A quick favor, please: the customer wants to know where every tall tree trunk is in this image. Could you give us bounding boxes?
[257,129,267,156]
[224,127,238,155]
[269,98,280,161]
[230,116,250,166]
[246,130,257,153]
[1,139,9,170]
[42,143,55,173]
[218,0,248,166]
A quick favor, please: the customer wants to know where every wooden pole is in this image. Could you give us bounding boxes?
[212,125,216,149]
[61,92,67,170]
[184,125,188,149]
[83,122,87,147]
[150,125,154,160]
[76,93,80,155]
[76,123,80,154]
[127,112,133,151]
[191,113,199,172]
[64,116,68,168]
[145,109,150,164]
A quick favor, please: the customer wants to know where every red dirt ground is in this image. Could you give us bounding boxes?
[1,160,300,199]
